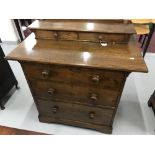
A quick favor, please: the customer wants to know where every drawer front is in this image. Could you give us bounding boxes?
[35,30,56,40]
[22,63,125,91]
[34,30,130,43]
[78,32,129,43]
[30,80,119,107]
[35,30,78,41]
[37,99,114,126]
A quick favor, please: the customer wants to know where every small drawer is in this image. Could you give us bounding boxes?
[34,30,78,41]
[35,30,57,40]
[78,32,130,43]
[30,80,120,107]
[57,31,78,40]
[37,99,115,126]
[22,62,125,91]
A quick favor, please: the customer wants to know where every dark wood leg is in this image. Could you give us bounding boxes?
[13,19,24,42]
[141,35,147,48]
[143,24,155,57]
[138,35,143,42]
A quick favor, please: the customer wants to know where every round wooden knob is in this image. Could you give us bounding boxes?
[90,93,98,101]
[53,32,58,39]
[89,111,95,119]
[52,106,59,113]
[47,88,55,95]
[42,70,49,77]
[91,75,100,83]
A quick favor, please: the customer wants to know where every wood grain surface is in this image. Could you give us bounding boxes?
[29,20,136,34]
[6,34,148,73]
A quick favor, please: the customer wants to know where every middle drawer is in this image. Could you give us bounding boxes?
[30,80,119,107]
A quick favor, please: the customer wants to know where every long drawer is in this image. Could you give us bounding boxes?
[33,30,130,43]
[22,63,125,91]
[30,80,120,107]
[37,99,115,126]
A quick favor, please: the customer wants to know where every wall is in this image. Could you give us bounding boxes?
[0,19,19,42]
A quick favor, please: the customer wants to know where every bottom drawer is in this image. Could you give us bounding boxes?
[39,115,112,134]
[37,99,115,126]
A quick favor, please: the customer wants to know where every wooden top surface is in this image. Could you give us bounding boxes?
[131,19,155,24]
[6,33,147,73]
[131,19,152,24]
[29,20,136,34]
[134,24,150,35]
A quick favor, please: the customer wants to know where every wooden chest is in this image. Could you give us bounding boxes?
[6,20,148,134]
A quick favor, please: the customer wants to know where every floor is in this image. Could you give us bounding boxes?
[0,125,47,135]
[0,43,155,135]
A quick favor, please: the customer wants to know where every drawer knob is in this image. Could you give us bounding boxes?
[89,111,95,119]
[42,70,49,77]
[53,32,58,39]
[47,88,55,95]
[98,35,108,46]
[52,106,59,113]
[90,93,98,101]
[100,40,108,47]
[92,75,100,83]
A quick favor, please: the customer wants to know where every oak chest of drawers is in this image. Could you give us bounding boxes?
[6,20,148,134]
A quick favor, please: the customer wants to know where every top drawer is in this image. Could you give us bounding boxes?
[22,62,126,91]
[33,30,130,43]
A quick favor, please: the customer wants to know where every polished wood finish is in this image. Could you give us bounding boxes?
[30,20,135,44]
[29,20,136,34]
[43,19,126,23]
[6,34,147,73]
[0,125,47,135]
[6,20,148,134]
